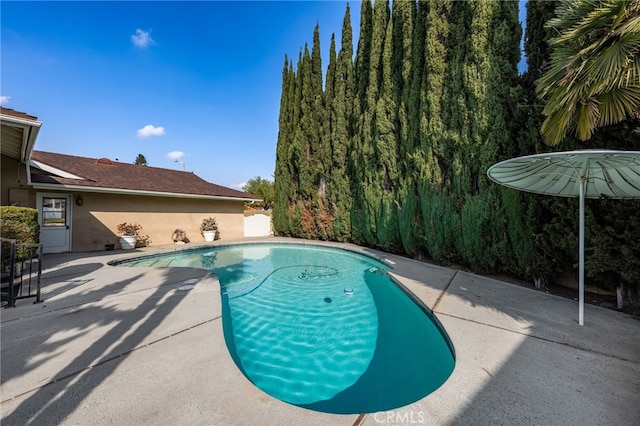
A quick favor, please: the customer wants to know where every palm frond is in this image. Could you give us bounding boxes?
[581,35,638,87]
[541,100,577,146]
[597,86,640,126]
[537,0,640,145]
[615,11,640,34]
[575,98,600,140]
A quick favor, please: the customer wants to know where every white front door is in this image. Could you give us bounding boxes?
[37,193,71,253]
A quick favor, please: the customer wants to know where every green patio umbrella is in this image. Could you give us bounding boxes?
[487,150,640,325]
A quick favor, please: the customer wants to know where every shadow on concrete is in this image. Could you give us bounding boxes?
[37,262,104,301]
[0,268,197,425]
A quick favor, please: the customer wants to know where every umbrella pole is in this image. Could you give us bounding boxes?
[579,178,585,326]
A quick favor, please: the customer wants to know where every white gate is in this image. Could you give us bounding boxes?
[244,213,271,237]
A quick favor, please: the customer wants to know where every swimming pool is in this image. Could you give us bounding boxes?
[113,242,455,414]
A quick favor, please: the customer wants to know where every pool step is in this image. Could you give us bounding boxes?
[148,258,174,267]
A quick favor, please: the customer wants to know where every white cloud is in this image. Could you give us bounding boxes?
[0,96,10,105]
[167,151,185,161]
[131,29,153,48]
[137,124,165,138]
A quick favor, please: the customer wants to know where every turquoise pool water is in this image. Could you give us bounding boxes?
[113,243,455,414]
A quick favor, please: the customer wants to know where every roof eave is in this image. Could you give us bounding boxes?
[28,182,262,202]
[0,113,43,163]
[21,121,41,163]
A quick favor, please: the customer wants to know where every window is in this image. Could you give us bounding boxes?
[42,197,67,227]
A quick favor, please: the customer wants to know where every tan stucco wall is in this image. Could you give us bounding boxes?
[1,154,35,208]
[71,192,245,252]
[1,158,247,252]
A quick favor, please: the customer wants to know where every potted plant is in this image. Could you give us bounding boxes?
[200,217,218,242]
[172,228,188,244]
[116,222,142,250]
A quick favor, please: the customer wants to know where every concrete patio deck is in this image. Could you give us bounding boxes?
[1,237,639,425]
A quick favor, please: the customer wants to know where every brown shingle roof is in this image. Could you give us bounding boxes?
[0,107,39,121]
[30,151,260,200]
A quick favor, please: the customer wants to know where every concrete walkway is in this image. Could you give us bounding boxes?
[2,238,639,425]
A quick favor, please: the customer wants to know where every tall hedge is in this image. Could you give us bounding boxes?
[273,0,640,306]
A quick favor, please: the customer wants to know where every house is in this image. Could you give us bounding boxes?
[1,107,261,253]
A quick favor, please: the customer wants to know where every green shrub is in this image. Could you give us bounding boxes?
[0,206,40,271]
[1,206,40,270]
[1,206,40,242]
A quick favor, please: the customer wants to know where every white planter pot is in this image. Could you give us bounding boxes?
[119,235,137,250]
[203,230,217,242]
[14,259,39,277]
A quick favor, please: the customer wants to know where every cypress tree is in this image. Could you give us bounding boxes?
[456,0,483,199]
[309,24,331,239]
[390,0,414,162]
[330,4,355,241]
[356,0,390,247]
[392,0,420,255]
[397,0,429,256]
[458,0,505,270]
[453,0,526,273]
[373,9,401,250]
[420,0,457,263]
[391,0,414,106]
[354,0,374,113]
[421,0,450,185]
[288,47,314,237]
[438,1,468,197]
[484,0,532,275]
[298,44,314,201]
[350,0,374,245]
[274,56,295,236]
[521,0,559,155]
[407,0,428,163]
[434,0,488,269]
[310,24,327,184]
[321,33,338,240]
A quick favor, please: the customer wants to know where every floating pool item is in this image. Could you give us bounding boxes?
[344,288,354,296]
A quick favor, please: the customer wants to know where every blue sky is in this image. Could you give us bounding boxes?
[2,1,526,190]
[2,0,361,189]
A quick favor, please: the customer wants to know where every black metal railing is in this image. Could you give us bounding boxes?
[1,238,43,307]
